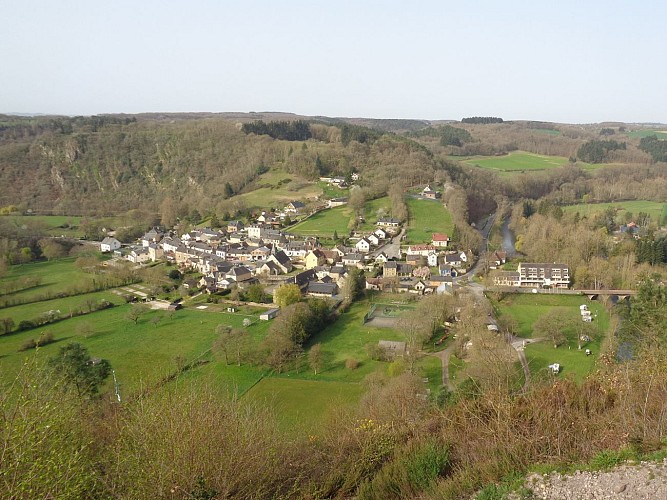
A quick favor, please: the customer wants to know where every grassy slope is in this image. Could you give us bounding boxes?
[290,196,391,238]
[0,258,102,302]
[0,305,271,394]
[236,169,322,208]
[406,198,453,244]
[244,378,364,434]
[563,200,665,223]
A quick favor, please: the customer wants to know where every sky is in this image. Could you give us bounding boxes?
[1,0,666,123]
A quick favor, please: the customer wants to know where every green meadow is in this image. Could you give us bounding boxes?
[290,196,392,238]
[563,200,665,224]
[405,198,453,244]
[492,293,609,382]
[456,151,609,175]
[627,129,667,140]
[236,169,322,208]
[0,257,104,303]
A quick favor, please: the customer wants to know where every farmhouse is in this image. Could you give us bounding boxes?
[407,244,437,256]
[431,233,450,248]
[422,185,441,199]
[284,200,305,214]
[227,220,244,233]
[100,237,121,253]
[306,281,338,298]
[383,261,413,278]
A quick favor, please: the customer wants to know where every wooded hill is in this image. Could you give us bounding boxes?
[0,113,665,222]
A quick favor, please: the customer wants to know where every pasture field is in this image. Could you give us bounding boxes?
[244,378,364,434]
[492,293,610,382]
[236,169,322,208]
[456,151,608,175]
[1,214,125,238]
[0,290,125,326]
[289,205,351,237]
[0,257,104,304]
[303,300,406,382]
[290,196,392,238]
[0,305,271,395]
[563,200,665,224]
[405,198,453,243]
[627,129,667,140]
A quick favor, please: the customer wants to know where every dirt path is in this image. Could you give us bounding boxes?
[428,343,456,391]
[512,458,667,499]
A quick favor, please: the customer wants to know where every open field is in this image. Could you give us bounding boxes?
[0,257,104,304]
[562,200,665,224]
[1,214,125,238]
[289,205,351,237]
[303,300,407,382]
[245,378,364,434]
[0,305,271,395]
[236,169,322,208]
[627,129,667,140]
[290,196,391,238]
[455,151,609,175]
[405,198,453,243]
[524,339,602,384]
[492,293,610,382]
[0,290,125,325]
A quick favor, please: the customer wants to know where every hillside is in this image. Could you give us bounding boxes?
[0,114,439,217]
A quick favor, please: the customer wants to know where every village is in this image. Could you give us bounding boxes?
[99,185,481,305]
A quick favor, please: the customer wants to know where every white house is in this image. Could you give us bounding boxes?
[366,234,380,246]
[100,237,121,253]
[427,251,439,267]
[355,238,372,253]
[374,228,388,240]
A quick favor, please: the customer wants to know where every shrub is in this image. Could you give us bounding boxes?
[36,331,55,347]
[19,338,37,351]
[17,319,37,331]
[346,358,360,370]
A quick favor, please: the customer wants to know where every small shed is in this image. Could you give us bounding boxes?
[260,308,279,321]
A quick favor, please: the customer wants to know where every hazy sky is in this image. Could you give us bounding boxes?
[2,0,665,123]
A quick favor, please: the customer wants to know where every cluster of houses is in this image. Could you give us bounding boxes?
[365,233,471,295]
[99,182,467,300]
[493,262,571,289]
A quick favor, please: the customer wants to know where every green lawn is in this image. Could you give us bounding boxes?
[244,378,364,434]
[492,293,610,382]
[405,198,453,244]
[562,200,665,224]
[456,151,609,175]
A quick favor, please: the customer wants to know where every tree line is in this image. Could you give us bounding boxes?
[461,116,503,124]
[241,120,312,141]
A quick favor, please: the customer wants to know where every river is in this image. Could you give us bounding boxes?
[501,218,518,257]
